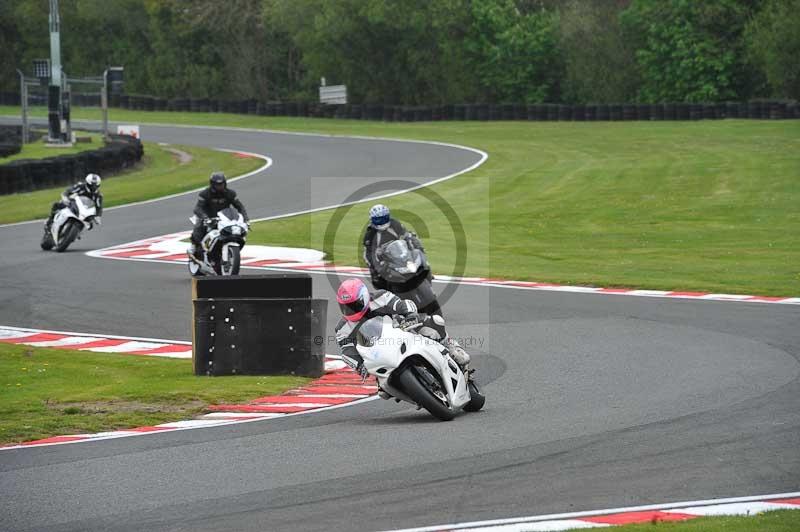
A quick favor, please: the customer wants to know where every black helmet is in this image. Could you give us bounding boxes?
[209,171,227,194]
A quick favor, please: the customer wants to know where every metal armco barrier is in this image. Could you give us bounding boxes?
[191,275,327,377]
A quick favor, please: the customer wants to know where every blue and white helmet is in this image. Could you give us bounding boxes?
[369,204,391,229]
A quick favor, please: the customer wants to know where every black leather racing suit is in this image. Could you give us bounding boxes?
[46,183,103,228]
[335,289,447,372]
[191,187,249,246]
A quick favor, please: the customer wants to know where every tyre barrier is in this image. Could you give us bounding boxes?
[0,134,144,196]
[2,91,794,123]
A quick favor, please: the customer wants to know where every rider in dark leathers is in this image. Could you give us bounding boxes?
[44,173,103,232]
[189,171,249,259]
[362,204,426,289]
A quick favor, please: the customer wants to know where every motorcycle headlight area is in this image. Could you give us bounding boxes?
[356,317,384,347]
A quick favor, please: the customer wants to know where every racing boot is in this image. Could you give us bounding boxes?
[187,243,203,262]
[445,336,471,373]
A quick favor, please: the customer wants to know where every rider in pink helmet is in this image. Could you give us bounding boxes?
[336,278,371,322]
[334,278,470,382]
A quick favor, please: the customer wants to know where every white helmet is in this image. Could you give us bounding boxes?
[85,173,101,192]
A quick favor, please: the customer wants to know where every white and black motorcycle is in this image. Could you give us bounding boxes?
[40,194,99,252]
[187,206,248,276]
[357,315,485,421]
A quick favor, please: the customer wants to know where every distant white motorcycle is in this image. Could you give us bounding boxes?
[187,206,249,276]
[356,315,485,421]
[40,194,99,252]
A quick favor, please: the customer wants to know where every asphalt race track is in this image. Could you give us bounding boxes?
[0,122,798,532]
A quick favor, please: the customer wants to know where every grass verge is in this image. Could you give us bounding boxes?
[4,106,798,296]
[0,139,264,224]
[0,343,309,445]
[613,510,799,531]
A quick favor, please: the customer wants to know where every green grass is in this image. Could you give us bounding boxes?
[0,138,263,224]
[3,105,797,296]
[0,343,309,445]
[2,130,102,162]
[611,510,799,531]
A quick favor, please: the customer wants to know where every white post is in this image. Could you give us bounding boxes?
[102,69,109,140]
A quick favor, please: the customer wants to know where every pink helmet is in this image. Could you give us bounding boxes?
[337,278,370,322]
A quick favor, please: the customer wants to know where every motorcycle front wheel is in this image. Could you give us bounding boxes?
[397,364,456,421]
[220,245,241,276]
[55,221,80,252]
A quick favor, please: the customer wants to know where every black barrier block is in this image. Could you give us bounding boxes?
[192,274,312,300]
[546,104,559,121]
[596,104,609,121]
[584,105,596,121]
[663,103,676,120]
[609,104,622,121]
[192,298,326,377]
[558,105,573,121]
[676,103,690,120]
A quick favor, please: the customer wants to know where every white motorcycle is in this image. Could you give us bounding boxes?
[356,315,485,421]
[187,206,249,276]
[40,194,99,252]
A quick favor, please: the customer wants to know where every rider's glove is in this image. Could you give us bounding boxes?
[403,300,418,314]
[356,361,368,380]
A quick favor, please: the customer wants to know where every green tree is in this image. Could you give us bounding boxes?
[464,0,562,103]
[745,0,800,99]
[272,0,475,104]
[621,0,758,102]
[558,0,638,103]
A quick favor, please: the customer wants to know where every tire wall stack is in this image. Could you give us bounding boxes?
[0,133,144,196]
[1,91,797,124]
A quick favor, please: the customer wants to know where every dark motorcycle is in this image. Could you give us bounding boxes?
[376,239,440,315]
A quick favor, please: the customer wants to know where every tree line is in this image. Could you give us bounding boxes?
[1,0,798,104]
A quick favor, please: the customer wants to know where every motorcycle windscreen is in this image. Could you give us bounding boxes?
[381,240,422,276]
[73,196,96,216]
[356,316,385,347]
[217,206,241,224]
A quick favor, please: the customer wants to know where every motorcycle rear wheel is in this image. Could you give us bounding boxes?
[398,364,456,421]
[55,222,80,252]
[463,380,485,412]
